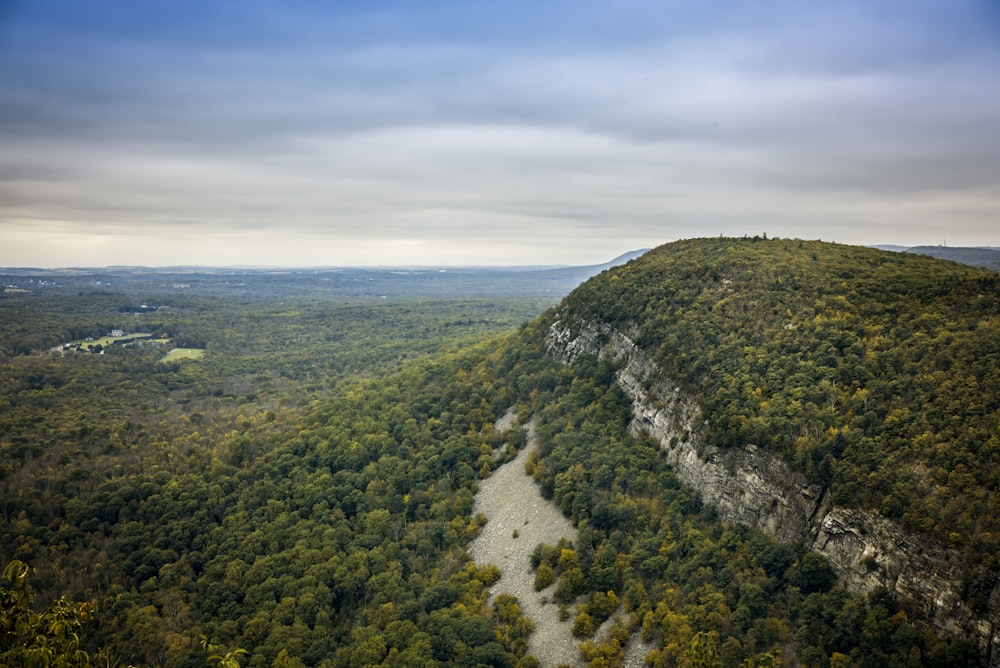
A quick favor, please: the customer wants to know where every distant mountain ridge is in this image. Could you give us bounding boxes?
[872,244,1000,270]
[0,250,649,274]
[1,251,651,301]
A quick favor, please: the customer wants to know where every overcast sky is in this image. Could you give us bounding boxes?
[1,1,998,267]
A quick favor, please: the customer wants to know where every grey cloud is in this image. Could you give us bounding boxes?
[1,0,998,266]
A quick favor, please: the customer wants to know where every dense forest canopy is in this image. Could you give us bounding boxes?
[1,240,995,666]
[563,237,1000,569]
[0,280,552,666]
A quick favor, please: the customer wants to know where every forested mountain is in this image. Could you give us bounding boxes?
[551,237,1000,663]
[2,238,997,667]
[560,237,999,560]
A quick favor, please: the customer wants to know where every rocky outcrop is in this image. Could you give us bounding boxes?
[545,316,1000,665]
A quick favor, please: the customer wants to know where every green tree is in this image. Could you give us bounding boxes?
[208,648,248,668]
[0,560,96,667]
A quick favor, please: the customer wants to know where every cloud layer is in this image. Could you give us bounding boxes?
[1,0,998,266]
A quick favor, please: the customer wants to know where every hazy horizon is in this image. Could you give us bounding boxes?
[5,241,1000,272]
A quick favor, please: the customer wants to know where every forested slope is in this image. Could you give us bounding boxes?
[562,237,1000,567]
[0,289,548,666]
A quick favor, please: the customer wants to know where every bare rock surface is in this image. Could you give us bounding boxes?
[621,632,656,668]
[469,416,583,668]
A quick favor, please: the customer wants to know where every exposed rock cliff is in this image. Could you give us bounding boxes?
[545,315,1000,665]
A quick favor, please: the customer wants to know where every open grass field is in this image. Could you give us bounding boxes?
[160,347,205,362]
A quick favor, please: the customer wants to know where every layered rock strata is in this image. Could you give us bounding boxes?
[544,316,1000,665]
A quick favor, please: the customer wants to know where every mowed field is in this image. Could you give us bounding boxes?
[160,347,206,362]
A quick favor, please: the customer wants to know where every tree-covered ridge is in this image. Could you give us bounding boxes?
[562,237,1000,567]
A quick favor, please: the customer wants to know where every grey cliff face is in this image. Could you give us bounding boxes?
[544,314,1000,665]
